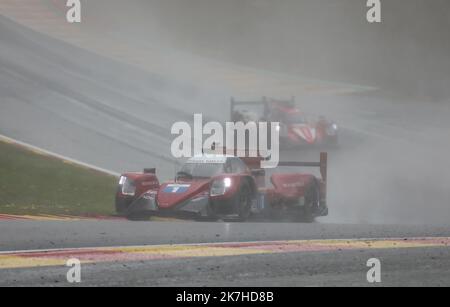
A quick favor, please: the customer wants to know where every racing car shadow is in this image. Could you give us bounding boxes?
[126,214,320,224]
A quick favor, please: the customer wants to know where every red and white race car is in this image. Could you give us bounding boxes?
[115,151,328,222]
[231,97,339,148]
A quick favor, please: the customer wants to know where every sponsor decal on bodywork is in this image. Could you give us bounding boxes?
[292,125,317,144]
[163,184,191,194]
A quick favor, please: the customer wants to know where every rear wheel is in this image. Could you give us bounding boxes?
[237,182,252,221]
[328,136,339,148]
[298,182,320,223]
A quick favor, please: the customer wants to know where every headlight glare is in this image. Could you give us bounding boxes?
[120,176,136,196]
[210,178,232,196]
[224,177,232,188]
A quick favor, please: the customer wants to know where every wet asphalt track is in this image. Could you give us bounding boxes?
[2,220,450,252]
[1,14,450,286]
[3,245,450,287]
[1,221,450,286]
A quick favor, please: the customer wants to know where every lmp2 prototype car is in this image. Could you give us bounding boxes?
[115,152,328,222]
[231,97,339,148]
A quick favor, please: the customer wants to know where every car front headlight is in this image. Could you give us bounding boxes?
[210,178,232,196]
[119,176,136,196]
[276,123,288,136]
[327,123,338,135]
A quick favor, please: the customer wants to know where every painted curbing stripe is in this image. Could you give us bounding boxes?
[0,214,124,221]
[0,237,448,270]
[0,214,181,222]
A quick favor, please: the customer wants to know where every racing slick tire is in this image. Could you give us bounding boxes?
[297,181,320,223]
[326,135,339,149]
[201,202,219,221]
[236,182,253,222]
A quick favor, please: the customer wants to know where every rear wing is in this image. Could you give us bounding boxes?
[277,152,328,182]
[241,152,327,181]
[230,96,296,120]
[204,144,327,182]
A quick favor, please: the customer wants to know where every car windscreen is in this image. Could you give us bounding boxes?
[286,113,307,124]
[179,162,224,179]
[234,105,266,120]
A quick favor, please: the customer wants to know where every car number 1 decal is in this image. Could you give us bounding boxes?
[164,184,191,194]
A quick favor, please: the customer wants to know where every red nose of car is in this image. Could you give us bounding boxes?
[157,180,211,209]
[290,124,317,144]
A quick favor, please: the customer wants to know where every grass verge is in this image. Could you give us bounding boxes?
[0,140,117,216]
